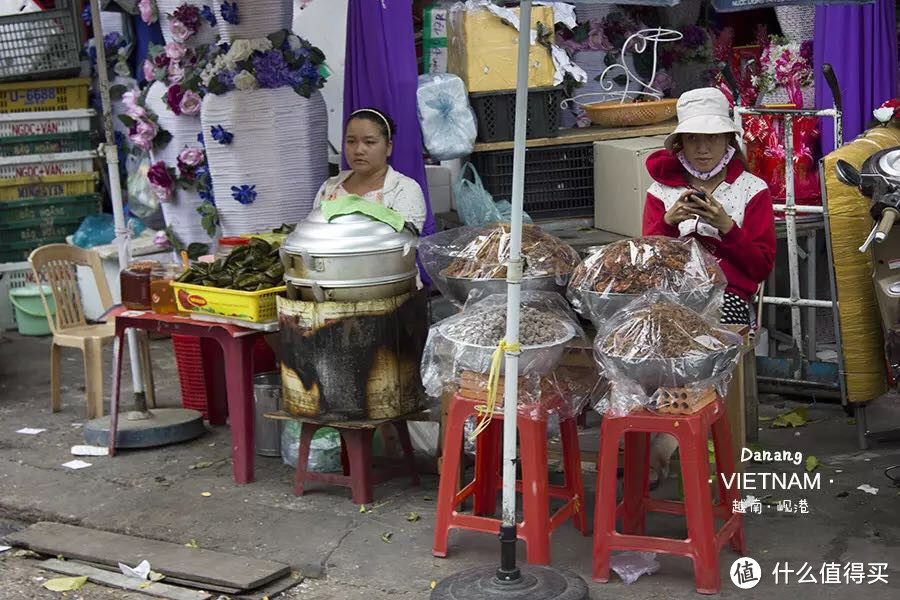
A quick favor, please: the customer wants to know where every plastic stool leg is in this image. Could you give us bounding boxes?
[677,424,721,594]
[712,414,747,555]
[393,419,420,486]
[560,417,588,534]
[293,423,318,497]
[473,418,501,517]
[593,420,622,582]
[433,399,469,558]
[340,437,350,476]
[519,417,551,565]
[622,431,650,536]
[342,429,375,505]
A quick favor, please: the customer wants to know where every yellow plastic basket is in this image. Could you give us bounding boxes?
[171,282,285,323]
[0,172,97,201]
[0,78,91,113]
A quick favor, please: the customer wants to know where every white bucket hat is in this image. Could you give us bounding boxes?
[664,87,742,151]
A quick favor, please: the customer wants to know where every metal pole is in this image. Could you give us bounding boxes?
[783,115,804,377]
[89,0,146,402]
[496,0,531,582]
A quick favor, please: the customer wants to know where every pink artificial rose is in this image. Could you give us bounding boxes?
[169,19,192,43]
[137,119,159,139]
[125,103,147,120]
[179,90,202,116]
[148,160,175,191]
[129,129,153,151]
[165,42,187,61]
[138,0,156,24]
[153,230,172,248]
[142,59,155,82]
[150,183,173,203]
[168,61,185,84]
[178,147,205,167]
[122,89,139,109]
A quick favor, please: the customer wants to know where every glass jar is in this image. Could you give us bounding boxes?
[120,261,160,310]
[150,264,183,315]
[215,236,250,260]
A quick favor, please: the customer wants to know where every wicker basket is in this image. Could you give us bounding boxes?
[583,99,677,128]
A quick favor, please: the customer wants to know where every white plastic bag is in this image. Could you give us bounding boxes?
[417,74,477,160]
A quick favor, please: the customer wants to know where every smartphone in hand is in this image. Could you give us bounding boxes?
[689,189,708,205]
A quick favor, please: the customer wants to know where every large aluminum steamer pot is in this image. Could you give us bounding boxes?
[281,208,418,284]
[286,272,418,302]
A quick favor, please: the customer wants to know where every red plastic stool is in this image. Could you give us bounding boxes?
[293,416,420,505]
[432,395,588,565]
[592,397,746,594]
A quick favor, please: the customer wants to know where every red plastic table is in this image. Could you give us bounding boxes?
[108,311,266,484]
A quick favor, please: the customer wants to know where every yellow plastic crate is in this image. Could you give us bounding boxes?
[0,172,97,201]
[171,282,285,323]
[0,78,91,113]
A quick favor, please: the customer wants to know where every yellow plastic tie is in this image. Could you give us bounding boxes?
[468,340,521,443]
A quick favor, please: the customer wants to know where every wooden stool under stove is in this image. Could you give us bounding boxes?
[266,411,425,505]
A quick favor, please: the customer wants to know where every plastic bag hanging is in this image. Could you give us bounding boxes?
[593,292,742,417]
[416,74,477,160]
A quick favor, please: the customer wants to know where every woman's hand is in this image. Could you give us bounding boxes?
[686,193,734,234]
[663,190,698,227]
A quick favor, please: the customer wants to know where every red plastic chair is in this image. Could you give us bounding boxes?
[592,398,746,594]
[433,394,588,565]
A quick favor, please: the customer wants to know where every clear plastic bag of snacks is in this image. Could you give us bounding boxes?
[419,224,581,306]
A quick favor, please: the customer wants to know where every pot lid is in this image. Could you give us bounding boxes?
[282,208,417,256]
[877,149,900,179]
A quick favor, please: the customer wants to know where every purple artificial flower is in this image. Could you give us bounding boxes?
[210,124,233,145]
[197,131,205,146]
[220,1,239,25]
[252,51,290,88]
[201,5,217,26]
[217,69,236,89]
[81,4,92,26]
[231,184,256,205]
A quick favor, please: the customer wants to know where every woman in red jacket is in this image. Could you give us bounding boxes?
[642,87,776,326]
[642,88,776,485]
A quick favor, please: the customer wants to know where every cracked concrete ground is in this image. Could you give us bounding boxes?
[1,331,900,599]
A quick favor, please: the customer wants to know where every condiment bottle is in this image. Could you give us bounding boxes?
[120,261,160,310]
[150,264,183,315]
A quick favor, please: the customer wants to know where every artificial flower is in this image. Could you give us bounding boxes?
[165,42,187,61]
[166,85,185,115]
[81,4,92,26]
[179,90,202,116]
[114,61,131,78]
[178,147,205,168]
[138,0,158,25]
[148,161,176,201]
[150,183,173,203]
[168,61,185,84]
[225,38,273,64]
[103,32,124,50]
[129,126,153,151]
[169,19,192,43]
[231,184,257,205]
[197,131,205,146]
[172,4,202,33]
[142,59,155,81]
[252,51,289,88]
[201,5,217,26]
[874,107,895,124]
[287,35,302,51]
[154,230,172,249]
[233,69,258,91]
[220,1,239,25]
[210,125,233,144]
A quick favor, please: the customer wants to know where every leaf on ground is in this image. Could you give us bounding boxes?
[431,580,437,589]
[381,532,393,544]
[707,440,716,465]
[185,539,199,549]
[758,416,775,422]
[189,461,214,470]
[149,571,165,582]
[56,554,65,561]
[805,455,820,472]
[423,496,433,502]
[201,491,212,497]
[359,505,368,513]
[12,549,40,559]
[43,576,87,592]
[771,407,808,428]
[406,512,421,523]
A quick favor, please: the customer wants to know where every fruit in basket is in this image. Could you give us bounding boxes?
[176,238,284,291]
[441,224,580,280]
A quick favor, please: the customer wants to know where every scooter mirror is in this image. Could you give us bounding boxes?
[835,159,862,187]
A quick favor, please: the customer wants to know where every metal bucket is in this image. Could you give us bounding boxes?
[253,371,283,457]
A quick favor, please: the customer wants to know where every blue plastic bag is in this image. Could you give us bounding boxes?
[72,214,146,248]
[454,163,531,226]
[417,74,477,161]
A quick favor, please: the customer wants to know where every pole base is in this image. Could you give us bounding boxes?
[83,408,206,448]
[431,565,589,600]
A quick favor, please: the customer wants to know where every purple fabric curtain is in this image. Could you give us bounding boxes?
[343,0,435,236]
[814,0,898,154]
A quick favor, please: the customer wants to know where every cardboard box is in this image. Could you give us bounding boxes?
[593,136,668,236]
[447,5,555,93]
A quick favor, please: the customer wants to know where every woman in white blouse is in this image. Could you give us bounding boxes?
[313,108,427,233]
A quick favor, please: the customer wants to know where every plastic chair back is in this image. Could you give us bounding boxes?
[28,244,112,334]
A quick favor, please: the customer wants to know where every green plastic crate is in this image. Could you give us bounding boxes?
[0,238,68,262]
[0,214,84,245]
[0,193,100,223]
[0,131,92,157]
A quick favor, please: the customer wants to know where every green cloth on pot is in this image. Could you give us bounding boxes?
[322,194,405,232]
